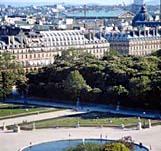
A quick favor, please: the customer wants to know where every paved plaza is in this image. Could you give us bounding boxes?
[0,126,161,151]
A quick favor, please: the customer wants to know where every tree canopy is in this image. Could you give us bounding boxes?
[26,50,161,110]
[0,52,23,100]
[64,70,91,99]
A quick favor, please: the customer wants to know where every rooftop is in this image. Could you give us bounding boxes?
[67,10,133,18]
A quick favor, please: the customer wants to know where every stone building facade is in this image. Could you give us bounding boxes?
[106,28,161,56]
[0,30,110,71]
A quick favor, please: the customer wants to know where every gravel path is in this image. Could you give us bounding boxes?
[0,126,161,151]
[0,110,84,127]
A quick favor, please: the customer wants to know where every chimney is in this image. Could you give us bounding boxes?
[146,29,149,36]
[132,30,135,37]
[86,32,92,40]
[156,27,158,35]
[144,30,146,36]
[8,36,11,46]
[91,32,94,40]
[160,0,161,20]
[152,29,155,36]
[89,32,92,40]
[99,32,102,39]
[11,36,15,45]
[138,30,141,37]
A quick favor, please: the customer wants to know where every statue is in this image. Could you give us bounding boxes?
[148,119,151,128]
[76,119,80,128]
[121,123,125,129]
[2,122,7,131]
[137,122,142,130]
[13,123,21,133]
[32,123,36,130]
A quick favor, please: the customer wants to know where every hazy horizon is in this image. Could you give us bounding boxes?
[0,0,158,6]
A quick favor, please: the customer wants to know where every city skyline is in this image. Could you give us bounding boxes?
[0,0,158,6]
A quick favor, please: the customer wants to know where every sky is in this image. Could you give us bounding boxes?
[0,0,139,5]
[0,0,156,6]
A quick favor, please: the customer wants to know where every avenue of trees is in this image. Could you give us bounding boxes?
[27,49,161,110]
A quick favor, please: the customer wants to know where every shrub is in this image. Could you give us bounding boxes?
[103,143,130,151]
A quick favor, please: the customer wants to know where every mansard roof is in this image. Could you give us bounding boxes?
[132,5,153,26]
[106,28,161,42]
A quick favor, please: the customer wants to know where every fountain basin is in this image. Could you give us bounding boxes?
[22,139,149,151]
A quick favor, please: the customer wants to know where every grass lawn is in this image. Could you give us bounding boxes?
[0,103,60,118]
[0,103,10,107]
[21,112,161,129]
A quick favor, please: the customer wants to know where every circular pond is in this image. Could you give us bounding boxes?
[22,139,149,151]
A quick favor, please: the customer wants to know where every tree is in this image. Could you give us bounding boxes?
[129,76,151,96]
[112,85,129,104]
[27,51,161,110]
[103,48,119,61]
[55,47,95,65]
[112,85,129,96]
[55,48,81,64]
[0,52,22,100]
[64,70,91,99]
[89,88,102,102]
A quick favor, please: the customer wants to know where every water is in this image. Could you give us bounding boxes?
[23,139,149,151]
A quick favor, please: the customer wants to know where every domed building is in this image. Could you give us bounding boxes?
[132,5,153,26]
[131,0,144,14]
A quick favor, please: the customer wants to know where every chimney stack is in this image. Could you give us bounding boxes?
[160,0,161,20]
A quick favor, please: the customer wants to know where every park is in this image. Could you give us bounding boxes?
[0,99,161,151]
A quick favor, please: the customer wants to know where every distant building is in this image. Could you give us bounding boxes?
[4,15,36,25]
[0,25,21,35]
[132,5,161,27]
[132,0,144,14]
[106,27,161,56]
[0,30,110,71]
[67,10,135,28]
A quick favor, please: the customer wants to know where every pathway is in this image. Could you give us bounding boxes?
[5,98,161,119]
[0,126,161,151]
[0,109,84,127]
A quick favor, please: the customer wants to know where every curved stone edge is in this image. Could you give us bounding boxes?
[19,138,150,151]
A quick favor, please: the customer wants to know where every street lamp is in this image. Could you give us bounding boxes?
[100,133,103,143]
[143,112,146,128]
[29,142,32,151]
[68,133,71,141]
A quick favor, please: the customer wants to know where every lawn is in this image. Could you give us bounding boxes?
[0,103,10,107]
[0,103,59,118]
[21,112,161,129]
